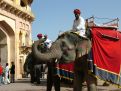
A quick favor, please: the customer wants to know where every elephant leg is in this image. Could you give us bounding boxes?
[46,61,60,91]
[73,56,88,91]
[36,69,41,84]
[46,67,53,91]
[30,75,34,83]
[53,75,60,91]
[86,75,97,91]
[30,71,35,83]
[73,71,84,91]
[46,76,53,91]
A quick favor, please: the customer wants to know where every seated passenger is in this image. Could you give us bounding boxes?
[72,9,86,38]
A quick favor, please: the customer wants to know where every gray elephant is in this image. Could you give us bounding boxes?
[24,39,49,83]
[24,53,35,83]
[24,52,47,84]
[32,31,97,91]
[24,40,61,91]
[24,52,44,84]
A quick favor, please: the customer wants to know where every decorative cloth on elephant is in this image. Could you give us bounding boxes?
[91,27,121,85]
[55,62,74,80]
[0,65,3,75]
[37,41,47,53]
[37,34,52,52]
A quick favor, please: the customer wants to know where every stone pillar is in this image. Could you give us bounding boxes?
[15,31,20,79]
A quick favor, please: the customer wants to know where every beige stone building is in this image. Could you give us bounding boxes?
[0,0,34,79]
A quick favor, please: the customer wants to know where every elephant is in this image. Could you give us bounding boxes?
[24,39,49,84]
[24,53,61,91]
[24,39,51,84]
[24,41,61,90]
[24,53,35,83]
[32,31,97,91]
[24,53,32,76]
[24,52,44,84]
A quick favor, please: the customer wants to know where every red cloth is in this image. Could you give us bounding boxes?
[56,62,74,72]
[55,62,74,80]
[0,65,3,75]
[92,27,121,74]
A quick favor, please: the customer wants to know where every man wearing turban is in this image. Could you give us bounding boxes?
[72,9,86,37]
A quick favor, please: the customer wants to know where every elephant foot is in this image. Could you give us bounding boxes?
[102,82,110,86]
[88,84,97,91]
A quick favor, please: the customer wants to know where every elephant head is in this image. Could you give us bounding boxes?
[32,31,91,63]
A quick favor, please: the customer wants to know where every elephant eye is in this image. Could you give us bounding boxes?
[62,41,69,49]
[62,41,66,47]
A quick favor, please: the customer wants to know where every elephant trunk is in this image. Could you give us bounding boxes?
[32,40,62,62]
[24,53,33,73]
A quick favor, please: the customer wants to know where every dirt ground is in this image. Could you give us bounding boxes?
[0,78,121,91]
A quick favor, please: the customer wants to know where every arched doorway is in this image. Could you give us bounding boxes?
[0,30,7,66]
[0,20,15,67]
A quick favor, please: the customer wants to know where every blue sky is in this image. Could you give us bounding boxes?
[31,0,121,41]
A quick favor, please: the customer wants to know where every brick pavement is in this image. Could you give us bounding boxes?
[0,78,121,91]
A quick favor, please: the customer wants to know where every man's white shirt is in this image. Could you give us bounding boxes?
[72,16,86,36]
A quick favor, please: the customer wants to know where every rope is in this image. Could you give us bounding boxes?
[94,16,114,20]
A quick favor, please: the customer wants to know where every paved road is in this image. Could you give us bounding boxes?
[0,78,121,91]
